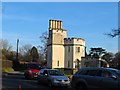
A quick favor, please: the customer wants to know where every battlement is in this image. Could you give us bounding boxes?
[52,29,66,34]
[49,19,62,30]
[64,37,85,45]
[64,37,85,41]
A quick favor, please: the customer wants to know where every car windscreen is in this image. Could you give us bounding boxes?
[48,70,64,76]
[27,64,43,70]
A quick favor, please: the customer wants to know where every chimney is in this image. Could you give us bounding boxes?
[49,19,62,30]
[55,20,57,29]
[49,20,52,29]
[60,21,62,29]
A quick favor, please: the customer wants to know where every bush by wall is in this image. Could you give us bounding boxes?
[2,60,13,68]
[2,60,14,72]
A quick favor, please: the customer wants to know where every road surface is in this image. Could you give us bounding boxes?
[2,72,73,90]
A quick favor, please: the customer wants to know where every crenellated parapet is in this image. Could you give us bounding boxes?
[64,37,85,41]
[64,37,85,46]
[52,29,67,34]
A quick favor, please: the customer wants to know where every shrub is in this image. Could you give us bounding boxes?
[2,67,14,73]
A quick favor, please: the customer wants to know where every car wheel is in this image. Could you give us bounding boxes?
[76,83,87,90]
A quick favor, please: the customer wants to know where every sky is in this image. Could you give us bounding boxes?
[1,0,120,2]
[2,2,118,53]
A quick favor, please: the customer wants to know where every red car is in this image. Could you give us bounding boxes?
[24,63,44,79]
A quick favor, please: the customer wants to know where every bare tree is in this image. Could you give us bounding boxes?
[102,52,114,63]
[39,31,48,61]
[105,28,120,68]
[113,52,120,68]
[0,39,12,51]
[0,39,13,60]
[106,28,120,38]
[19,44,32,62]
[19,44,32,55]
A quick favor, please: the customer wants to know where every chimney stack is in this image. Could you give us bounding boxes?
[49,20,62,30]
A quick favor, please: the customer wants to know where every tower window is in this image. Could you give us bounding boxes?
[68,46,70,52]
[76,47,80,52]
[68,61,70,67]
[57,61,59,66]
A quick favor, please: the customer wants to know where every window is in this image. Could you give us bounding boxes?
[39,69,44,75]
[57,61,59,66]
[68,61,70,67]
[110,69,120,77]
[101,70,111,78]
[68,46,70,52]
[76,47,80,52]
[78,70,88,75]
[48,70,64,76]
[43,70,48,75]
[75,59,80,68]
[87,70,100,76]
[78,47,80,52]
[27,64,43,70]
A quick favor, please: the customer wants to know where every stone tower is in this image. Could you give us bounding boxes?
[47,19,85,69]
[47,20,67,68]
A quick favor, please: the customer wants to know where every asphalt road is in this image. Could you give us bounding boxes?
[2,73,74,90]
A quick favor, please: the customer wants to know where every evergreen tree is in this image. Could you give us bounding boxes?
[89,47,106,59]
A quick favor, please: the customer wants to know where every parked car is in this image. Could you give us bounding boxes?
[24,63,43,79]
[71,67,120,90]
[37,69,70,87]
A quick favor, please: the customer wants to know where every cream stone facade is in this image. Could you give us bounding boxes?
[47,20,85,69]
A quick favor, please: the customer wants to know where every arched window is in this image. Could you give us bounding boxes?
[75,59,80,68]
